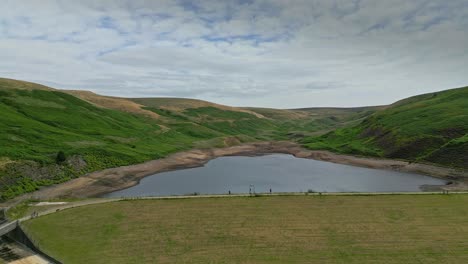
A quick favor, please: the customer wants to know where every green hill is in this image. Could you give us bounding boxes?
[3,77,464,201]
[302,87,468,168]
[0,79,284,200]
[1,78,369,200]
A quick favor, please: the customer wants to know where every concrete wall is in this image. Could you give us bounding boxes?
[0,221,17,237]
[1,223,61,264]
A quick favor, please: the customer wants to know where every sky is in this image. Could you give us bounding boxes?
[1,0,467,108]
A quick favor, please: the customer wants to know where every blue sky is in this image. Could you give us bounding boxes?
[0,0,467,108]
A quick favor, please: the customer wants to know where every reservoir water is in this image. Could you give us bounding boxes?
[104,154,447,197]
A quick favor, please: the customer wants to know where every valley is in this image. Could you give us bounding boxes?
[1,78,467,202]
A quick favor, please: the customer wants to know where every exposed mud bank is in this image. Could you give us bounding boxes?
[5,142,468,203]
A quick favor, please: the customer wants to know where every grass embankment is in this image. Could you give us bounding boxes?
[303,87,468,168]
[23,195,468,263]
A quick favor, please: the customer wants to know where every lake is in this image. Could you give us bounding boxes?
[103,154,447,197]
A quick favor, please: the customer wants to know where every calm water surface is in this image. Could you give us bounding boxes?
[104,154,447,197]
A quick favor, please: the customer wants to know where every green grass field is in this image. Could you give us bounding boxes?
[23,195,468,263]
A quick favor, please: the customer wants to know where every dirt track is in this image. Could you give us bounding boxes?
[4,141,468,204]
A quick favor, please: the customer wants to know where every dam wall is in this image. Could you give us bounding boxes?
[0,221,61,263]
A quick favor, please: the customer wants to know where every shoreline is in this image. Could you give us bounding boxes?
[3,141,467,205]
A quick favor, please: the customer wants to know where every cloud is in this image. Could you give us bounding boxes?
[0,0,467,108]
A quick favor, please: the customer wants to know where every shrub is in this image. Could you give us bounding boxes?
[56,151,66,164]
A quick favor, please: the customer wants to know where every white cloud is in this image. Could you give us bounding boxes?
[0,0,467,108]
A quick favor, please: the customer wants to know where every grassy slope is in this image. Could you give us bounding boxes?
[0,79,291,200]
[0,88,179,200]
[303,87,468,168]
[23,195,468,263]
[5,77,464,200]
[4,78,368,200]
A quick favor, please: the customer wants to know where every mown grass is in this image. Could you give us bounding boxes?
[23,195,468,263]
[303,87,468,168]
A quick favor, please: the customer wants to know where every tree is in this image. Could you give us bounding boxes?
[56,151,66,164]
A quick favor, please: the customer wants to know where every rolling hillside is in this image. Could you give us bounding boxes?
[0,79,280,200]
[303,87,468,168]
[2,77,465,201]
[0,78,369,200]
